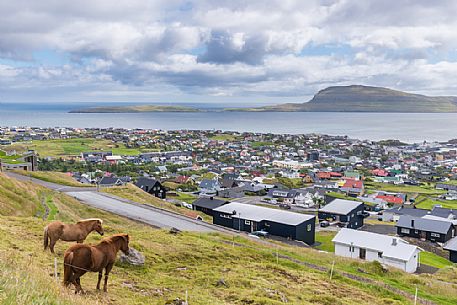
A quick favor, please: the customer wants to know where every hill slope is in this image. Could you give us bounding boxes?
[69,105,200,113]
[1,173,457,304]
[225,85,457,112]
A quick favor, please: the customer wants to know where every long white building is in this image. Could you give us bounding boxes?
[332,228,421,273]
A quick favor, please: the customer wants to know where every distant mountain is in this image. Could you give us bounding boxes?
[69,105,201,113]
[224,85,457,112]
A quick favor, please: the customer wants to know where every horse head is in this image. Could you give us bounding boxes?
[119,234,130,255]
[92,219,104,236]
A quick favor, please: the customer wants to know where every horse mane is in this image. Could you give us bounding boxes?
[100,234,128,245]
[77,218,103,224]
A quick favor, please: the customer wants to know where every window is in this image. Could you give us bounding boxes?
[431,232,440,238]
[245,220,251,225]
[349,245,355,252]
[220,214,232,219]
[307,224,312,232]
[378,252,383,258]
[401,228,410,234]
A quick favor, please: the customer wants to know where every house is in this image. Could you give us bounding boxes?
[267,189,295,204]
[218,187,245,198]
[340,179,364,197]
[175,175,194,184]
[105,155,123,164]
[443,236,457,263]
[318,199,365,229]
[97,176,124,187]
[436,183,457,192]
[382,206,429,222]
[191,197,228,216]
[135,177,167,199]
[199,179,221,196]
[332,228,421,273]
[396,215,455,243]
[213,202,316,244]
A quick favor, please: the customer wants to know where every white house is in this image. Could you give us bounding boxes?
[332,228,421,273]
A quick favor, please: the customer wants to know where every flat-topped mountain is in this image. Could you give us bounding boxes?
[225,85,457,112]
[69,105,200,113]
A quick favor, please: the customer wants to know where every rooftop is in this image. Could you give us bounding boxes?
[332,228,420,261]
[319,199,363,215]
[214,202,315,226]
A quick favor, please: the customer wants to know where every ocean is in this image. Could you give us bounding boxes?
[1,103,456,143]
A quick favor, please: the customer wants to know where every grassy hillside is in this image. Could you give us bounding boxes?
[12,170,93,187]
[225,85,457,113]
[2,138,152,157]
[1,174,457,304]
[69,105,200,113]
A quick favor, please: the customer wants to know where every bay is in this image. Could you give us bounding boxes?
[1,103,456,143]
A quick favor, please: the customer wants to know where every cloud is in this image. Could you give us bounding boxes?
[2,0,457,103]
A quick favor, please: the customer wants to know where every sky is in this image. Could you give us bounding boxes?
[1,0,457,104]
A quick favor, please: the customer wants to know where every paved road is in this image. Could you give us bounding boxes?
[6,172,220,232]
[67,191,216,232]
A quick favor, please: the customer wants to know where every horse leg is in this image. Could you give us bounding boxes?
[75,277,84,294]
[49,238,57,254]
[103,264,113,292]
[96,271,102,290]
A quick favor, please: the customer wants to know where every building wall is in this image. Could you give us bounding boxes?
[295,217,315,245]
[334,243,418,273]
[318,204,364,229]
[397,226,453,243]
[449,250,457,263]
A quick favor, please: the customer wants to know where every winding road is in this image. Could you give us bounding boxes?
[6,172,222,232]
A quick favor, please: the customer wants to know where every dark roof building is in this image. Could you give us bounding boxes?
[135,177,166,199]
[213,202,316,245]
[192,197,228,215]
[318,199,365,229]
[396,215,455,243]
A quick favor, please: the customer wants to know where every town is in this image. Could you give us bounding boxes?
[1,126,457,274]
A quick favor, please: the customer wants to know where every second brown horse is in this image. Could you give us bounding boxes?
[44,219,104,253]
[63,233,130,293]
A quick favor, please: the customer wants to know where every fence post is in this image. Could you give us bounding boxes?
[185,290,188,304]
[54,257,58,281]
[276,248,279,264]
[414,285,418,305]
[329,260,335,280]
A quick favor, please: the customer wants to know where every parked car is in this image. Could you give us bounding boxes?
[320,220,330,227]
[279,203,291,210]
[251,230,269,237]
[248,234,260,239]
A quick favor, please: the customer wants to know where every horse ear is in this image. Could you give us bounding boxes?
[123,234,129,243]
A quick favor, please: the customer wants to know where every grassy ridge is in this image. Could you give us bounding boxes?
[2,138,150,157]
[1,174,457,304]
[69,105,200,113]
[13,170,93,187]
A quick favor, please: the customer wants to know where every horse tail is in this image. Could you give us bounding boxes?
[63,251,74,286]
[43,226,49,250]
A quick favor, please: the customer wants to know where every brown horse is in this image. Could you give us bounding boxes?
[44,219,104,253]
[63,233,130,293]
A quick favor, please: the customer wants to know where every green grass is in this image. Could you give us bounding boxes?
[13,170,94,187]
[174,192,198,204]
[209,134,238,141]
[414,194,457,210]
[46,195,58,221]
[365,181,444,195]
[251,141,274,148]
[3,174,457,304]
[315,231,336,252]
[5,138,150,157]
[420,252,454,269]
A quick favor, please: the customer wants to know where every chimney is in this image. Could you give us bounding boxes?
[411,219,415,228]
[392,238,397,246]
